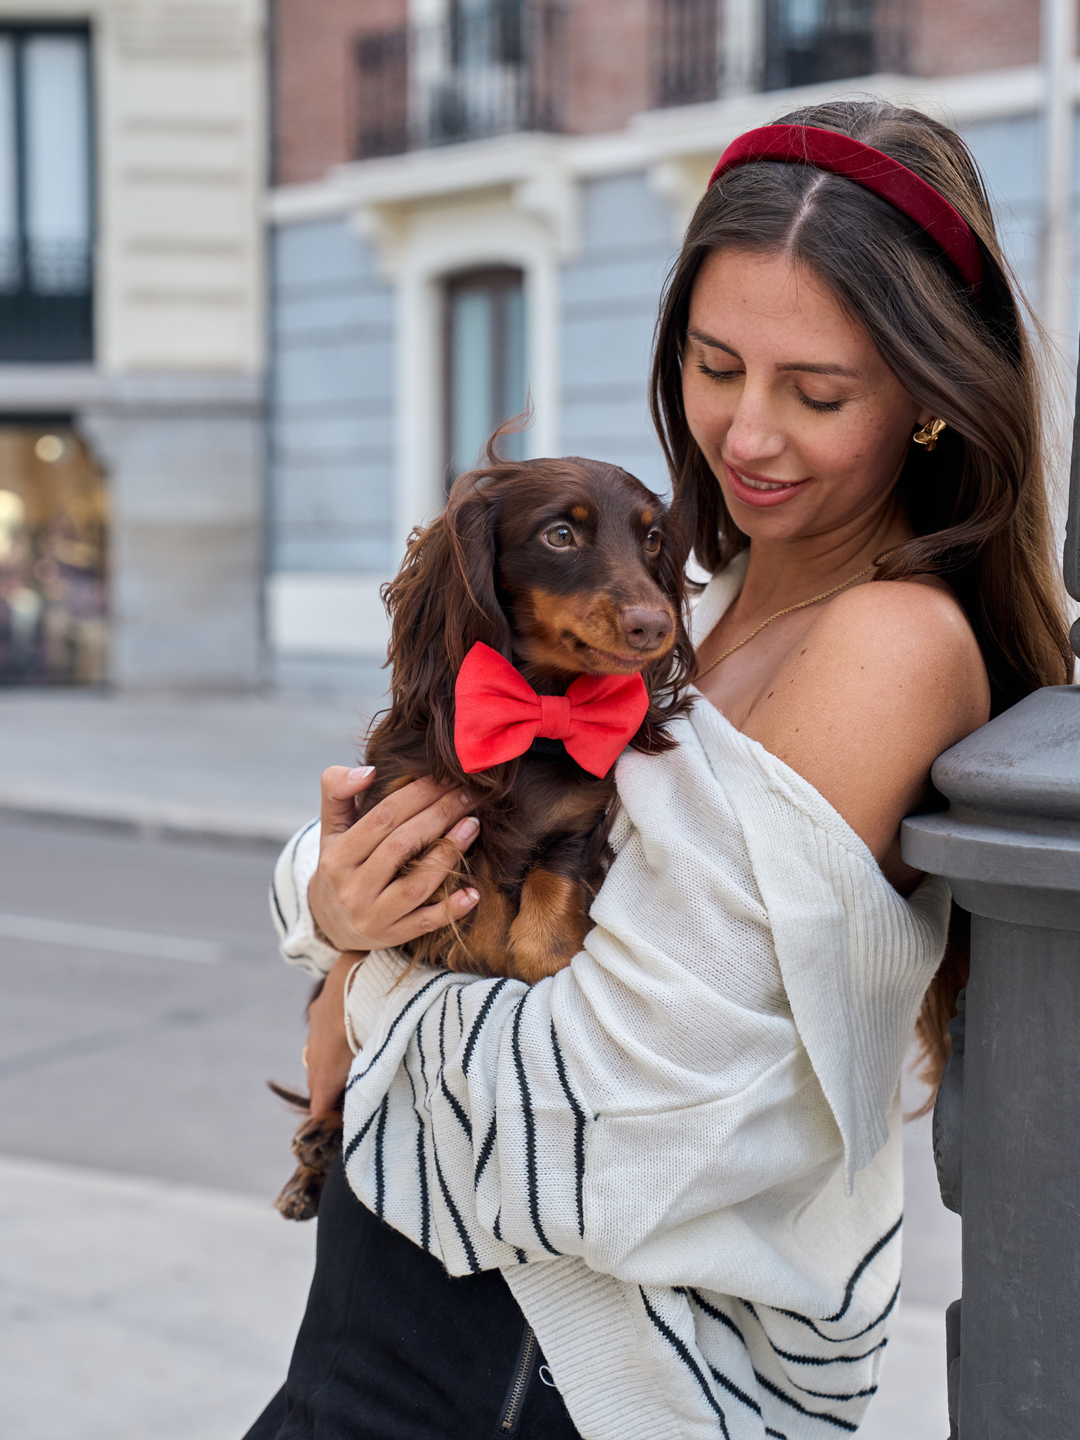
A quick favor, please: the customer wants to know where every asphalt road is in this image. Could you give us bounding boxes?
[0,811,315,1199]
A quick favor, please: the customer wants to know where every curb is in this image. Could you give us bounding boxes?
[0,791,306,849]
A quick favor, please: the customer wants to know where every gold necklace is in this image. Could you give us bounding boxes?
[696,550,894,682]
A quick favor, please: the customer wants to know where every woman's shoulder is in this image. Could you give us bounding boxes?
[741,576,991,868]
[753,575,988,721]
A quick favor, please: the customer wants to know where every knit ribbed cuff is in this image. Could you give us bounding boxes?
[344,949,441,1051]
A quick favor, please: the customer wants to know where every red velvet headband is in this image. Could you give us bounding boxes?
[708,124,984,300]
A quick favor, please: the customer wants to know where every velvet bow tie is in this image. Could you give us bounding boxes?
[453,642,649,778]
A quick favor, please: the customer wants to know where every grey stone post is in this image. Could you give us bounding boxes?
[901,358,1080,1437]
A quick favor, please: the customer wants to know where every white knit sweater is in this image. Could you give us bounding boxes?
[271,560,950,1440]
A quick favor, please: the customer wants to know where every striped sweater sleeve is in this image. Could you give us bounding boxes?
[269,818,341,977]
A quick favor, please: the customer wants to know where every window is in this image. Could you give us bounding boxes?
[0,422,107,685]
[652,0,720,109]
[445,267,526,482]
[0,27,93,362]
[354,1,565,160]
[763,0,877,91]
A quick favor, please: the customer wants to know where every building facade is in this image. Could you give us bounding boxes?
[267,0,1070,696]
[0,0,265,691]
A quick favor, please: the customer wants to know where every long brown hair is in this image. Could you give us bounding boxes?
[650,97,1072,1096]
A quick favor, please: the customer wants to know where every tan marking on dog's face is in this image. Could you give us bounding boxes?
[570,504,590,523]
[640,507,654,527]
[515,587,676,675]
[510,867,589,982]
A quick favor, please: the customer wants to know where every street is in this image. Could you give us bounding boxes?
[0,805,960,1438]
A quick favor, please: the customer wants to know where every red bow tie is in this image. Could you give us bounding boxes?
[454,642,649,778]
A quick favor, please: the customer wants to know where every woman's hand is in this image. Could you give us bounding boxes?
[305,952,360,1114]
[308,767,481,954]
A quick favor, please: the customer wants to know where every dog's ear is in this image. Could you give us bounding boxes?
[379,468,513,786]
[630,502,696,754]
[443,471,512,667]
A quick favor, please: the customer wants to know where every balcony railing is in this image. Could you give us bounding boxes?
[651,0,907,109]
[355,1,566,161]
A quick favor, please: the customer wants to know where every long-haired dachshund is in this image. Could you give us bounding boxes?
[273,446,693,1218]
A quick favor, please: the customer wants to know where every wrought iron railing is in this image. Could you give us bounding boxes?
[652,0,720,109]
[650,0,908,108]
[355,1,566,161]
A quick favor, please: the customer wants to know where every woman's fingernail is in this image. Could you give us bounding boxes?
[459,790,474,805]
[453,817,479,844]
[347,766,374,782]
[461,888,480,906]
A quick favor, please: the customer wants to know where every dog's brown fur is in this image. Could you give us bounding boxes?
[273,447,693,1219]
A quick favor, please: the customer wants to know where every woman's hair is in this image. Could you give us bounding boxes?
[650,97,1073,1099]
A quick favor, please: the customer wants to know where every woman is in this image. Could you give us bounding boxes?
[251,99,1071,1439]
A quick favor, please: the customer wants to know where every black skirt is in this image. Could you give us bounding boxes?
[244,1157,583,1440]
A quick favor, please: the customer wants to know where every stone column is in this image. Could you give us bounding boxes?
[903,693,1080,1438]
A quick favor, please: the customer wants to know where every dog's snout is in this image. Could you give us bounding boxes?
[620,605,672,651]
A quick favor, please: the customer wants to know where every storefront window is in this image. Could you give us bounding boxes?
[445,266,526,481]
[0,423,107,685]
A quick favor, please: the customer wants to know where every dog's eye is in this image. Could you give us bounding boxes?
[543,525,575,549]
[643,529,662,555]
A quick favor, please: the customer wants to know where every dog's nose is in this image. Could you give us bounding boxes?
[620,606,672,651]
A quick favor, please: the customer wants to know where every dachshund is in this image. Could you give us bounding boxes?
[273,446,694,1218]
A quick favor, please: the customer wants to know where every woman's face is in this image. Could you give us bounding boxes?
[682,248,929,546]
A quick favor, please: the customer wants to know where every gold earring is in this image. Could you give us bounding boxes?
[913,418,946,452]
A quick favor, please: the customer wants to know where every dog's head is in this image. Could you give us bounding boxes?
[493,458,686,684]
[381,453,694,784]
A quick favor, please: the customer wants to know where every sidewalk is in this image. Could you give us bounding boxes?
[0,1147,949,1440]
[0,1152,314,1440]
[0,686,954,1437]
[0,688,384,844]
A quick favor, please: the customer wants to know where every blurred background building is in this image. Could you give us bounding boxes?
[0,0,264,692]
[0,0,1069,697]
[266,0,1065,695]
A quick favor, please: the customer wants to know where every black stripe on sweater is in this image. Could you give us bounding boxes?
[343,1100,384,1164]
[511,994,560,1256]
[440,1074,473,1142]
[779,1377,877,1402]
[346,973,447,1091]
[549,1021,586,1239]
[269,881,287,934]
[638,1288,731,1439]
[769,1336,888,1367]
[461,977,511,1075]
[691,1290,886,1369]
[402,1050,431,1253]
[689,1289,865,1427]
[373,1096,388,1219]
[430,1124,481,1274]
[705,1364,762,1418]
[475,1113,498,1186]
[286,819,318,928]
[822,1216,902,1322]
[753,1280,900,1346]
[751,1372,858,1433]
[686,1290,777,1424]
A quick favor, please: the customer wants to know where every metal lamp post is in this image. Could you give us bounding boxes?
[901,359,1080,1435]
